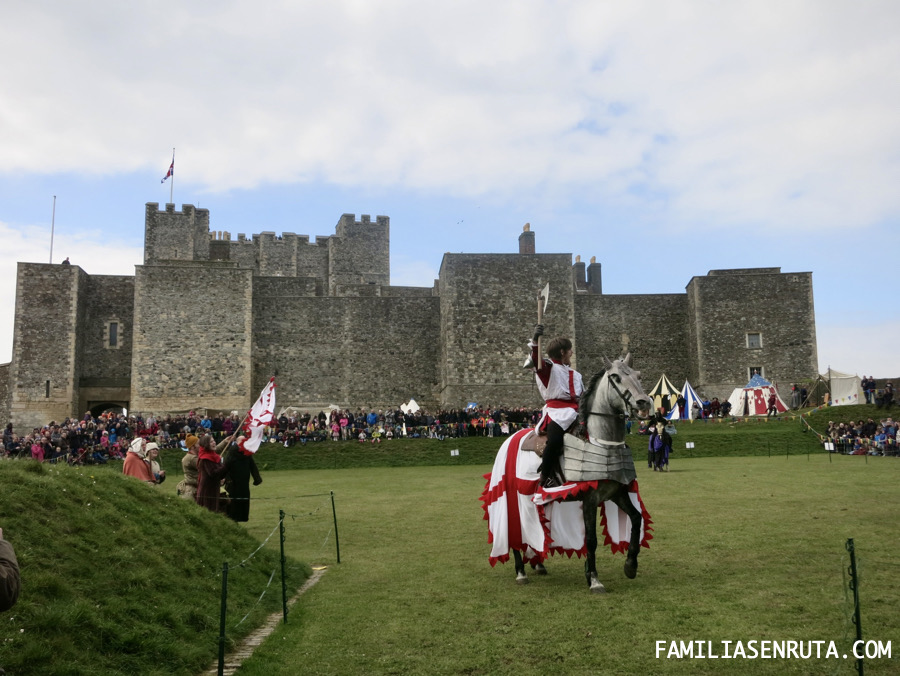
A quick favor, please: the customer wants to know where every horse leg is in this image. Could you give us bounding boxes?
[531,561,548,575]
[512,549,529,585]
[582,491,606,593]
[613,488,643,580]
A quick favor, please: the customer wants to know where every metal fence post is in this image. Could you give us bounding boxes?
[280,509,288,624]
[331,491,341,563]
[218,561,229,676]
[846,538,864,676]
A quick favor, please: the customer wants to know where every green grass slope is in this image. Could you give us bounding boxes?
[0,461,310,676]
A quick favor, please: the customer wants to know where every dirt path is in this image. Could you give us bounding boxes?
[202,567,326,676]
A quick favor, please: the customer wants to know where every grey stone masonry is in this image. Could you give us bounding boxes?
[1,202,819,427]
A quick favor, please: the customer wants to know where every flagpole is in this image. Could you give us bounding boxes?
[169,148,175,204]
[49,195,56,263]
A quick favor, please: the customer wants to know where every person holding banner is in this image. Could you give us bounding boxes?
[220,436,263,522]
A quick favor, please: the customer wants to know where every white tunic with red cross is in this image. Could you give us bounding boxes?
[529,340,584,431]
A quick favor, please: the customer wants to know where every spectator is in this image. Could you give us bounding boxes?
[176,435,200,500]
[196,434,229,513]
[122,438,155,483]
[145,442,165,484]
[0,527,20,613]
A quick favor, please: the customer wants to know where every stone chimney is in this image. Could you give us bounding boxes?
[587,256,602,293]
[518,223,535,254]
[573,255,588,291]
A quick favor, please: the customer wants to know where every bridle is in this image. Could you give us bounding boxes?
[584,368,642,420]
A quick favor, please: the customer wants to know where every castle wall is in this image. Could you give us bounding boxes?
[3,203,822,426]
[687,269,818,399]
[438,253,575,408]
[574,293,691,389]
[77,275,135,414]
[9,264,87,430]
[130,260,253,413]
[0,363,10,428]
[144,203,210,263]
[251,277,440,409]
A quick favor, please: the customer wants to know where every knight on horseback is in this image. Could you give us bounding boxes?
[529,323,584,487]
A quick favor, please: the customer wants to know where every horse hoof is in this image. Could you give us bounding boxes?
[516,575,529,585]
[624,559,638,579]
[534,564,548,576]
[590,583,607,594]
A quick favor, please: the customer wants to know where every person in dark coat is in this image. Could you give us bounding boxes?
[221,436,262,522]
[0,528,19,613]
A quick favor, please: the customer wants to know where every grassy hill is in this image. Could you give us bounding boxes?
[0,461,310,676]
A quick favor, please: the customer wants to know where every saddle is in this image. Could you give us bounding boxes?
[519,431,548,457]
[519,421,586,457]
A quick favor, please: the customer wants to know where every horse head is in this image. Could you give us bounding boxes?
[602,353,653,419]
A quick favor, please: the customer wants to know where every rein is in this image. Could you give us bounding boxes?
[583,371,639,419]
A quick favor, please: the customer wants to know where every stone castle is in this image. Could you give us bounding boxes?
[2,202,819,430]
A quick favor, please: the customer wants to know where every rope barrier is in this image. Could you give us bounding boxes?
[233,566,278,629]
[235,515,285,569]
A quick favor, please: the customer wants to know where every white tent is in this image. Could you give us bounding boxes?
[726,374,788,416]
[647,374,680,415]
[667,380,703,420]
[826,368,863,406]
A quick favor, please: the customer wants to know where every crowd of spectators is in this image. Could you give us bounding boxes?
[0,405,548,463]
[822,417,900,456]
[270,405,544,446]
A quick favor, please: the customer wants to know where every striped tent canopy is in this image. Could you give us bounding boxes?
[647,374,680,415]
[667,380,704,420]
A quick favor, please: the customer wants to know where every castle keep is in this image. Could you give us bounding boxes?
[4,203,819,430]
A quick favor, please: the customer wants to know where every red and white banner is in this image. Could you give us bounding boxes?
[240,378,276,454]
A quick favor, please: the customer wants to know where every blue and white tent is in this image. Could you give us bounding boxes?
[667,380,704,420]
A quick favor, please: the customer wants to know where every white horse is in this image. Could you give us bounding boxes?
[483,354,653,593]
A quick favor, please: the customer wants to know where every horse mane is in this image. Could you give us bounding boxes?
[578,366,607,427]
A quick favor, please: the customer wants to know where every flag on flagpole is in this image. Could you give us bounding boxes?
[239,378,276,454]
[161,157,174,183]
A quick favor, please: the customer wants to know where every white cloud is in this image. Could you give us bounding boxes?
[2,1,898,231]
[817,319,900,378]
[0,221,142,363]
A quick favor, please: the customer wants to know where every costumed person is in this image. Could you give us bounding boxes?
[529,323,583,486]
[176,434,200,500]
[145,442,165,484]
[122,437,155,483]
[218,435,263,522]
[648,421,672,471]
[195,434,229,513]
[767,392,777,417]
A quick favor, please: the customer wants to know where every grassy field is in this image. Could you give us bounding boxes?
[3,403,897,675]
[233,452,900,675]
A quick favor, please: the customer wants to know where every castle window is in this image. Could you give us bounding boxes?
[749,366,764,380]
[106,320,121,349]
[746,332,762,349]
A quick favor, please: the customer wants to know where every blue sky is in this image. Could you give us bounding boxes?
[2,1,899,377]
